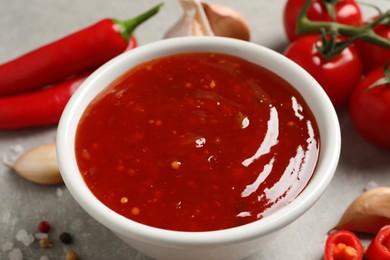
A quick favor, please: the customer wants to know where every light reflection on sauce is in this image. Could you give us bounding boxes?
[262,121,318,218]
[238,97,319,219]
[241,107,279,167]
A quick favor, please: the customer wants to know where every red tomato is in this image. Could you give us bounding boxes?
[349,65,390,148]
[284,34,363,109]
[324,230,364,260]
[283,0,363,42]
[356,22,390,74]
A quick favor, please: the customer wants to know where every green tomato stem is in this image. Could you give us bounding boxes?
[296,0,390,50]
[368,61,390,90]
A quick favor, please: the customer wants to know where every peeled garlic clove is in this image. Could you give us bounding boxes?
[164,0,214,38]
[202,2,250,41]
[7,143,63,185]
[333,187,390,234]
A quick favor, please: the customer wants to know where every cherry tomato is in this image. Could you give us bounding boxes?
[283,0,363,42]
[349,65,390,148]
[324,230,364,260]
[284,34,363,109]
[356,21,390,74]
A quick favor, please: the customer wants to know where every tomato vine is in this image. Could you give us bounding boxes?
[296,0,390,55]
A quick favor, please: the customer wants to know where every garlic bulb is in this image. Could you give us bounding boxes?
[164,0,250,41]
[164,0,214,38]
[201,2,250,41]
[6,143,63,185]
[333,187,390,234]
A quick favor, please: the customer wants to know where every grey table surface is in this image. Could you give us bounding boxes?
[1,0,390,259]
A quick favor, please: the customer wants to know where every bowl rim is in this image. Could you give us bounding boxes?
[57,36,341,247]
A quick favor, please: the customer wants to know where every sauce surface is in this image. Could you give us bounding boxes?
[75,53,320,231]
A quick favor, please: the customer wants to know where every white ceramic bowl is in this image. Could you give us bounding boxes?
[57,37,341,260]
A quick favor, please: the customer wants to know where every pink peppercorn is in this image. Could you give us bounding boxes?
[38,221,51,233]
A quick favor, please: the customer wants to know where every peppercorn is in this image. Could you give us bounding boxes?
[39,237,51,248]
[66,250,78,260]
[38,221,51,233]
[59,232,73,244]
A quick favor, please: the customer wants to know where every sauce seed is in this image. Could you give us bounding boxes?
[171,161,182,170]
[131,207,140,215]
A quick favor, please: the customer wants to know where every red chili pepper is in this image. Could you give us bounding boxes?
[0,4,162,97]
[366,225,390,260]
[324,230,364,260]
[0,72,90,129]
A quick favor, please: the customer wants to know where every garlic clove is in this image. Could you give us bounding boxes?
[189,0,214,36]
[201,3,250,41]
[6,143,63,185]
[164,0,214,38]
[163,5,195,38]
[164,0,250,40]
[333,187,390,234]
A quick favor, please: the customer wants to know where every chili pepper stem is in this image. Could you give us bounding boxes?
[113,3,163,41]
[296,0,390,50]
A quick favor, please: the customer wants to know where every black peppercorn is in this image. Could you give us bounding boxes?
[59,232,73,244]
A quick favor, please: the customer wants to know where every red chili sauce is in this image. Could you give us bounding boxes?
[75,53,320,232]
